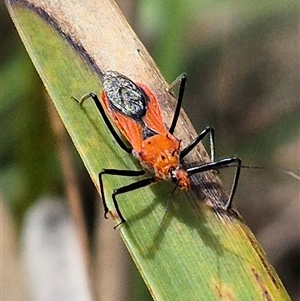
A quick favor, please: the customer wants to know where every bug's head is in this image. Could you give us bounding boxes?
[170,167,190,191]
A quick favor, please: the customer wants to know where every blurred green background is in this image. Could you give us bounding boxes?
[1,0,299,300]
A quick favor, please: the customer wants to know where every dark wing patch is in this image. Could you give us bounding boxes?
[103,71,148,122]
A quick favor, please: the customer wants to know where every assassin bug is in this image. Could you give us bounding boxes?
[76,71,241,226]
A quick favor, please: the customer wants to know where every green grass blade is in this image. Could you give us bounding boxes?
[5,0,291,300]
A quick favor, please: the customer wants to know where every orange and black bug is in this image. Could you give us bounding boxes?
[76,71,241,226]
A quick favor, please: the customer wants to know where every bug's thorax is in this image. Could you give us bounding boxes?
[134,133,190,190]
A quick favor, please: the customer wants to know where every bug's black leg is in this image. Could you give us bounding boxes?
[187,157,242,211]
[168,73,187,134]
[223,158,242,211]
[73,93,132,154]
[99,169,146,220]
[112,177,156,228]
[180,126,215,162]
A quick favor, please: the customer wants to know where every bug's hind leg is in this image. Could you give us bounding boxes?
[111,177,156,228]
[98,169,146,220]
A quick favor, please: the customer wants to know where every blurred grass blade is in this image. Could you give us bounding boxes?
[5,0,291,300]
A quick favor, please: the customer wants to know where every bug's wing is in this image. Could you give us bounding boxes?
[137,83,169,136]
[101,91,144,151]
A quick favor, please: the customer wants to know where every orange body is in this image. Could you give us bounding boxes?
[101,83,190,190]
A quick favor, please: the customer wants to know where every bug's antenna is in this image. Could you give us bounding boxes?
[238,165,300,180]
